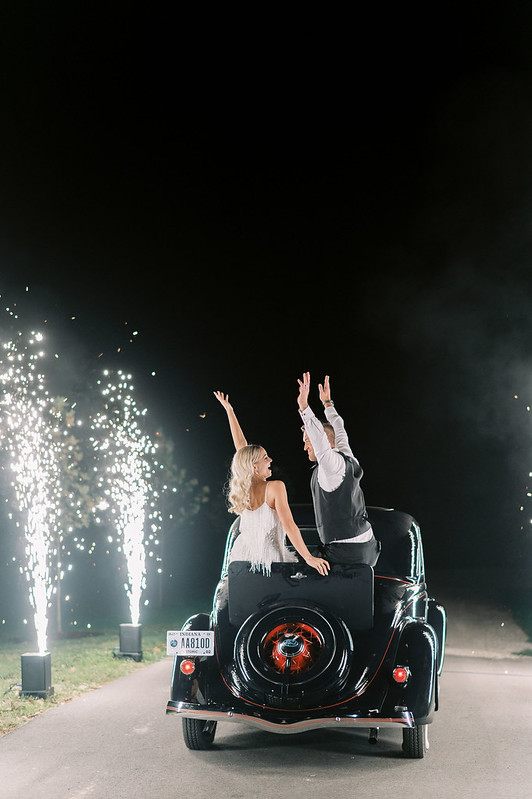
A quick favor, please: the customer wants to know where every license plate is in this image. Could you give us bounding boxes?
[166,630,214,657]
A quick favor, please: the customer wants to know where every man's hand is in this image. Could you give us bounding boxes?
[318,375,331,404]
[297,372,311,411]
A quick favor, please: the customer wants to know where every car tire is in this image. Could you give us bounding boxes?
[402,724,428,758]
[182,718,217,750]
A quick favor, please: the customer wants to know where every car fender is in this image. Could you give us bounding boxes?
[427,598,447,676]
[393,620,438,723]
[181,612,212,632]
[170,613,212,703]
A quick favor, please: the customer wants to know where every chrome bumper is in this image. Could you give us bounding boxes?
[166,700,415,734]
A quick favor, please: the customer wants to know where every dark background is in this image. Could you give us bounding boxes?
[1,3,532,622]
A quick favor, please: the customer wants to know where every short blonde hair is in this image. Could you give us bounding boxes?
[227,444,264,515]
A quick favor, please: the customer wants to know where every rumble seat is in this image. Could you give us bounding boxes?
[227,560,374,630]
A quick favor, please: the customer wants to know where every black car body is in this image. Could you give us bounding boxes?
[166,505,447,758]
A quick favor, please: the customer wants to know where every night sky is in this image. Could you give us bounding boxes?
[1,3,532,603]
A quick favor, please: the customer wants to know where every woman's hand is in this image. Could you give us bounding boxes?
[304,555,330,575]
[214,391,233,413]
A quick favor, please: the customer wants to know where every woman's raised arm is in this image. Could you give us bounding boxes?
[214,391,248,451]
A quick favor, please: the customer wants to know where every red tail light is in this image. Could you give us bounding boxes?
[180,659,195,675]
[392,666,410,683]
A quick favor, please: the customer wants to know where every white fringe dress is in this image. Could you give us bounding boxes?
[229,484,298,576]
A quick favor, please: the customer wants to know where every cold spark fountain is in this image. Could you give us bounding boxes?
[0,329,60,696]
[90,370,158,658]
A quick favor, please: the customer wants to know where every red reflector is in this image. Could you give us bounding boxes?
[392,666,409,683]
[180,659,195,675]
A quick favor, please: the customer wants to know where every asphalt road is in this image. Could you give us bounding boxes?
[1,591,532,799]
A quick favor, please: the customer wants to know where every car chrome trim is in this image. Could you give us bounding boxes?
[166,700,415,732]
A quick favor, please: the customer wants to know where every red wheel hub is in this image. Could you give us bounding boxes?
[262,622,322,673]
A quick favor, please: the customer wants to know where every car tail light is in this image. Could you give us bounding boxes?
[392,666,410,683]
[180,659,195,676]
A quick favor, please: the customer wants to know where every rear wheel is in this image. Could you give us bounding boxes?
[402,724,428,758]
[182,718,217,750]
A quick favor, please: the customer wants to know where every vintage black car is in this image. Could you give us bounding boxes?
[166,505,447,758]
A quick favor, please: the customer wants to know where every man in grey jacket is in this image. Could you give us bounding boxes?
[297,372,380,566]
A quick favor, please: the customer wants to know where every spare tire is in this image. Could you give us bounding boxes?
[234,604,353,708]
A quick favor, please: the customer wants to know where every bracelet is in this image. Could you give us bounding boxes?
[323,400,334,406]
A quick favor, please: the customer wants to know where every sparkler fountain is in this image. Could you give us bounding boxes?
[0,330,60,697]
[90,370,158,660]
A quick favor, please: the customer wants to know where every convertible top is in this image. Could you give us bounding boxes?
[368,507,422,580]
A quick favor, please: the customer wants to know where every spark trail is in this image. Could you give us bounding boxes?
[0,331,61,653]
[91,370,158,626]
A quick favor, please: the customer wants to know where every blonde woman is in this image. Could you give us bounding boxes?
[214,391,329,576]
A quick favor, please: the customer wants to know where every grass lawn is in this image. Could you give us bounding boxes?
[0,603,207,738]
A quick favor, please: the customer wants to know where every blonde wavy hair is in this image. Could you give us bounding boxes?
[227,444,264,515]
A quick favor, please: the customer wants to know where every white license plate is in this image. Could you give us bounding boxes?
[166,630,214,657]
